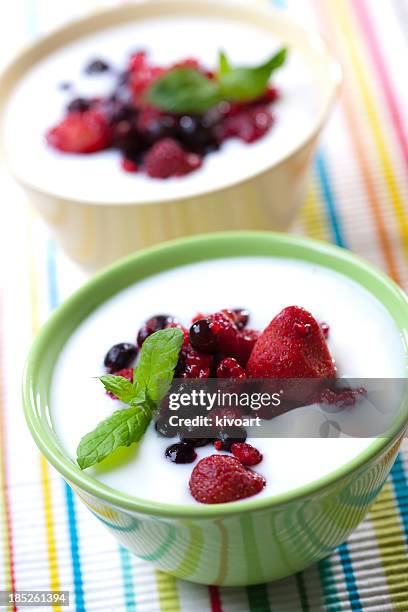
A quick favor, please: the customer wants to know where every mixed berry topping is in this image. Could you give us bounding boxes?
[47,49,284,178]
[99,304,364,504]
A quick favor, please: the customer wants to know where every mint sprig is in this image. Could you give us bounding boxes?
[145,47,287,114]
[76,327,184,469]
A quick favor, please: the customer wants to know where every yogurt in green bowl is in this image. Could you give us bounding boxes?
[23,232,408,585]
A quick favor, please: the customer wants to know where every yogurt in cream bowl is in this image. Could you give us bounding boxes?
[0,0,341,270]
[23,232,408,585]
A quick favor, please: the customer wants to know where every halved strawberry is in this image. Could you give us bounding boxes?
[46,110,112,153]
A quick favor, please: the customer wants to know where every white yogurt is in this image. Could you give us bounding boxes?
[50,257,406,505]
[4,16,322,203]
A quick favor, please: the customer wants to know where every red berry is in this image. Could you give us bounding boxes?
[214,440,223,451]
[217,357,247,379]
[246,306,336,404]
[217,105,273,143]
[121,158,138,173]
[208,312,239,355]
[106,368,133,399]
[315,386,366,407]
[231,443,263,466]
[46,110,112,153]
[189,455,265,504]
[144,138,195,179]
[235,328,259,366]
[177,347,212,379]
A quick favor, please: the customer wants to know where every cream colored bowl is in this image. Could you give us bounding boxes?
[0,1,341,270]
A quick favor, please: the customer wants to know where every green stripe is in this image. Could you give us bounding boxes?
[155,571,180,612]
[247,584,270,612]
[295,573,310,612]
[240,514,270,610]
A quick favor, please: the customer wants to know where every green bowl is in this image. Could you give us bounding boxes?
[23,231,408,586]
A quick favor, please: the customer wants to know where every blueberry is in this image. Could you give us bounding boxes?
[85,58,110,74]
[137,315,176,347]
[104,342,138,373]
[165,442,197,464]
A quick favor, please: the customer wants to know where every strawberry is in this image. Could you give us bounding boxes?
[231,443,263,466]
[246,306,336,404]
[144,138,199,178]
[46,110,112,153]
[189,455,265,504]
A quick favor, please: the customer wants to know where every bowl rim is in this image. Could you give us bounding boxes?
[23,231,408,518]
[0,0,342,206]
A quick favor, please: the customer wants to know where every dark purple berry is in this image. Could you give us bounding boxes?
[189,319,217,353]
[85,58,110,74]
[176,115,219,154]
[59,81,72,91]
[137,314,176,347]
[215,427,247,451]
[104,342,138,373]
[67,97,92,113]
[165,442,197,464]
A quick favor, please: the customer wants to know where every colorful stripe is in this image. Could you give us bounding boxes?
[47,241,87,610]
[0,307,16,612]
[353,0,408,172]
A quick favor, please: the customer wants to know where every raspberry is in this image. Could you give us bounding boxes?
[208,312,239,355]
[106,368,133,399]
[144,138,197,178]
[217,357,247,379]
[46,110,112,153]
[231,443,263,466]
[217,105,273,143]
[189,455,265,504]
[176,347,212,379]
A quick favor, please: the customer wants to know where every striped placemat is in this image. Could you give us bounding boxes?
[0,0,407,610]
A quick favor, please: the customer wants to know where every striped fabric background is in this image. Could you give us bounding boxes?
[0,0,407,610]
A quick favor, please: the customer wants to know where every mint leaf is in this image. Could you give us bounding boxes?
[76,404,151,469]
[145,48,287,113]
[99,374,135,404]
[145,67,222,113]
[134,327,184,403]
[77,327,183,469]
[218,47,287,102]
[218,50,232,77]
